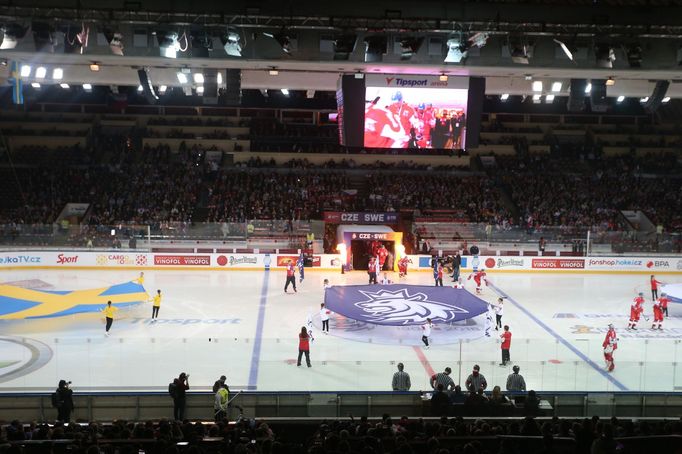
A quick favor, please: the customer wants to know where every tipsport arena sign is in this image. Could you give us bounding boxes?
[366,74,470,90]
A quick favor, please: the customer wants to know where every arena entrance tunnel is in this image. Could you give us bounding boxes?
[336,225,403,271]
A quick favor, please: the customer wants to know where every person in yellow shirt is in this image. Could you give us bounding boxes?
[102,301,119,336]
[135,272,145,285]
[152,289,162,320]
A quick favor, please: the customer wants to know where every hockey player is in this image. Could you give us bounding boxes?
[397,256,411,278]
[453,278,465,289]
[468,269,488,294]
[365,97,406,148]
[627,293,644,330]
[603,324,618,372]
[284,261,297,293]
[659,292,670,317]
[377,244,389,271]
[652,298,664,330]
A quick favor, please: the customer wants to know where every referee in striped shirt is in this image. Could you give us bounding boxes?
[431,367,455,391]
[506,365,526,392]
[392,363,411,391]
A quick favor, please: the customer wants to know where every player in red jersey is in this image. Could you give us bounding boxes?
[603,324,618,372]
[364,98,405,148]
[397,256,411,278]
[650,275,664,301]
[652,299,664,330]
[377,244,389,270]
[627,293,645,330]
[468,269,488,294]
[659,292,670,318]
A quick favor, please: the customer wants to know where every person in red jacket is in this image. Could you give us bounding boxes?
[650,275,664,301]
[659,292,670,317]
[284,261,297,293]
[377,244,389,270]
[297,326,311,367]
[500,325,512,366]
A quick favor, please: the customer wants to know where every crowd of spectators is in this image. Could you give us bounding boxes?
[2,414,682,454]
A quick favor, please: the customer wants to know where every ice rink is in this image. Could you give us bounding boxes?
[1,268,681,393]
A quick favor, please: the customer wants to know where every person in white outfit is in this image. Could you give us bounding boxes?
[320,303,331,334]
[494,297,505,330]
[421,318,433,349]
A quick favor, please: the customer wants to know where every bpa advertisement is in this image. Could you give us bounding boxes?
[364,75,469,150]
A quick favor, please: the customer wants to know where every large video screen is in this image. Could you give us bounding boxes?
[363,75,469,150]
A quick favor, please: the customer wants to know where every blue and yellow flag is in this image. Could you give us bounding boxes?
[8,61,23,105]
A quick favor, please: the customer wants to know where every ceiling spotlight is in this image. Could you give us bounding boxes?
[31,82,40,88]
[616,95,625,102]
[52,68,63,80]
[545,94,555,103]
[469,32,489,48]
[595,43,616,68]
[508,35,532,64]
[439,74,448,82]
[264,29,293,54]
[196,86,204,94]
[137,85,143,92]
[332,34,357,61]
[158,85,167,93]
[445,35,468,63]
[585,83,592,94]
[217,72,223,85]
[63,23,89,54]
[176,71,189,83]
[0,23,29,50]
[35,67,47,79]
[90,63,100,71]
[281,88,290,95]
[268,68,279,76]
[190,30,213,58]
[532,81,543,92]
[306,89,315,99]
[532,94,541,103]
[554,38,574,61]
[662,96,671,103]
[606,77,615,86]
[364,35,387,62]
[60,83,69,88]
[157,31,184,58]
[551,82,562,92]
[82,83,92,91]
[640,96,649,103]
[500,93,510,101]
[104,30,124,56]
[222,31,242,57]
[20,64,31,77]
[398,37,424,60]
[626,43,642,68]
[193,73,204,84]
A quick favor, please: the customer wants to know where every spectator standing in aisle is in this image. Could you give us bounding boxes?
[171,372,190,420]
[297,326,312,367]
[54,380,74,422]
[506,365,526,392]
[430,367,455,391]
[500,325,512,366]
[391,363,411,391]
[465,365,487,392]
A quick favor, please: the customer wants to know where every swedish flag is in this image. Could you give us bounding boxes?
[8,61,23,105]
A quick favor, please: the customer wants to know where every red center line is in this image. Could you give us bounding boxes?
[412,345,435,377]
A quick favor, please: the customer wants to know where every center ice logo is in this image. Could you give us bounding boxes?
[354,288,467,325]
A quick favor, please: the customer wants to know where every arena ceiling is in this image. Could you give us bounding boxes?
[2,0,682,98]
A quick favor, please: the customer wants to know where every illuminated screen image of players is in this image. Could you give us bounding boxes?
[364,87,469,150]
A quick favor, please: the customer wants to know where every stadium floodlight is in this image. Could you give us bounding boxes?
[545,94,555,103]
[193,73,204,84]
[63,23,89,54]
[268,68,279,76]
[500,93,510,101]
[532,94,541,102]
[196,86,204,94]
[20,64,31,77]
[35,66,46,79]
[532,81,543,92]
[157,31,184,58]
[52,68,63,80]
[508,35,531,64]
[217,72,223,85]
[595,43,615,68]
[222,31,242,57]
[445,35,468,63]
[0,23,29,50]
[104,30,124,56]
[662,96,671,103]
[159,85,167,93]
[606,77,615,86]
[585,83,592,94]
[469,32,489,48]
[553,38,574,61]
[90,62,100,71]
[398,37,424,60]
[364,35,387,62]
[640,96,648,103]
[616,95,625,102]
[82,83,92,91]
[281,88,290,95]
[31,82,40,88]
[176,71,189,84]
[551,82,562,92]
[60,83,69,88]
[137,85,143,92]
